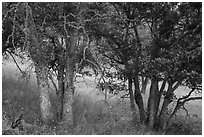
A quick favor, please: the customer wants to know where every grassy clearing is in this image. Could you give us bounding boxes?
[2,60,202,135]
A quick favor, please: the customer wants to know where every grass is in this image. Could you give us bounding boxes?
[2,60,202,135]
[2,75,41,124]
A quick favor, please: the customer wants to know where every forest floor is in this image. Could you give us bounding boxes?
[2,59,202,135]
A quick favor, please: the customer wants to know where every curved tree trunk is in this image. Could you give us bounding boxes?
[23,4,54,124]
[35,64,53,124]
[133,76,146,123]
[158,82,174,130]
[158,98,172,130]
[158,81,181,130]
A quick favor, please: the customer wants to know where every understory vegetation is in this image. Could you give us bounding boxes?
[2,66,201,135]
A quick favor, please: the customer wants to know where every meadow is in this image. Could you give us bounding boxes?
[2,58,202,135]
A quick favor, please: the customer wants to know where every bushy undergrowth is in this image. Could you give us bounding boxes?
[2,73,202,135]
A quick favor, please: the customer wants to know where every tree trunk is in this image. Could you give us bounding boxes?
[23,4,55,124]
[133,76,146,123]
[128,77,137,123]
[156,80,166,116]
[35,64,53,124]
[56,63,65,122]
[63,55,75,125]
[158,99,171,130]
[158,82,174,130]
[141,77,148,94]
[147,79,159,129]
[62,34,77,125]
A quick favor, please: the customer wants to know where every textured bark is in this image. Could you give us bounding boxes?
[133,76,146,123]
[158,99,171,130]
[56,64,65,122]
[63,56,75,125]
[158,82,174,130]
[35,64,53,124]
[147,79,159,129]
[159,81,182,130]
[128,78,136,123]
[23,5,54,124]
[131,22,146,123]
[156,80,166,116]
[62,34,77,125]
[128,77,137,123]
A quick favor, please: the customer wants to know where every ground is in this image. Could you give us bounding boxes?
[2,58,202,135]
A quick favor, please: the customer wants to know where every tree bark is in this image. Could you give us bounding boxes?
[141,77,148,94]
[147,79,159,129]
[63,55,75,125]
[158,80,182,130]
[35,64,53,124]
[158,82,174,130]
[128,77,137,123]
[23,4,54,124]
[133,76,146,123]
[62,33,77,125]
[155,80,166,116]
[56,63,65,122]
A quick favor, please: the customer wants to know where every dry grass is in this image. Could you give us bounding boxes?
[2,59,202,135]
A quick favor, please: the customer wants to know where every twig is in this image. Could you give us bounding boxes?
[5,9,18,51]
[181,105,190,121]
[115,93,130,105]
[41,14,51,28]
[8,50,25,75]
[63,13,70,39]
[2,2,21,23]
[177,88,196,103]
[48,71,58,93]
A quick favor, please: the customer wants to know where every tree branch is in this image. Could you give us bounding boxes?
[7,50,25,75]
[159,80,166,93]
[166,88,201,124]
[47,71,58,93]
[2,2,21,23]
[178,88,196,101]
[171,80,182,92]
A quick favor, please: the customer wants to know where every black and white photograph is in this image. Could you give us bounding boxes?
[2,2,202,135]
